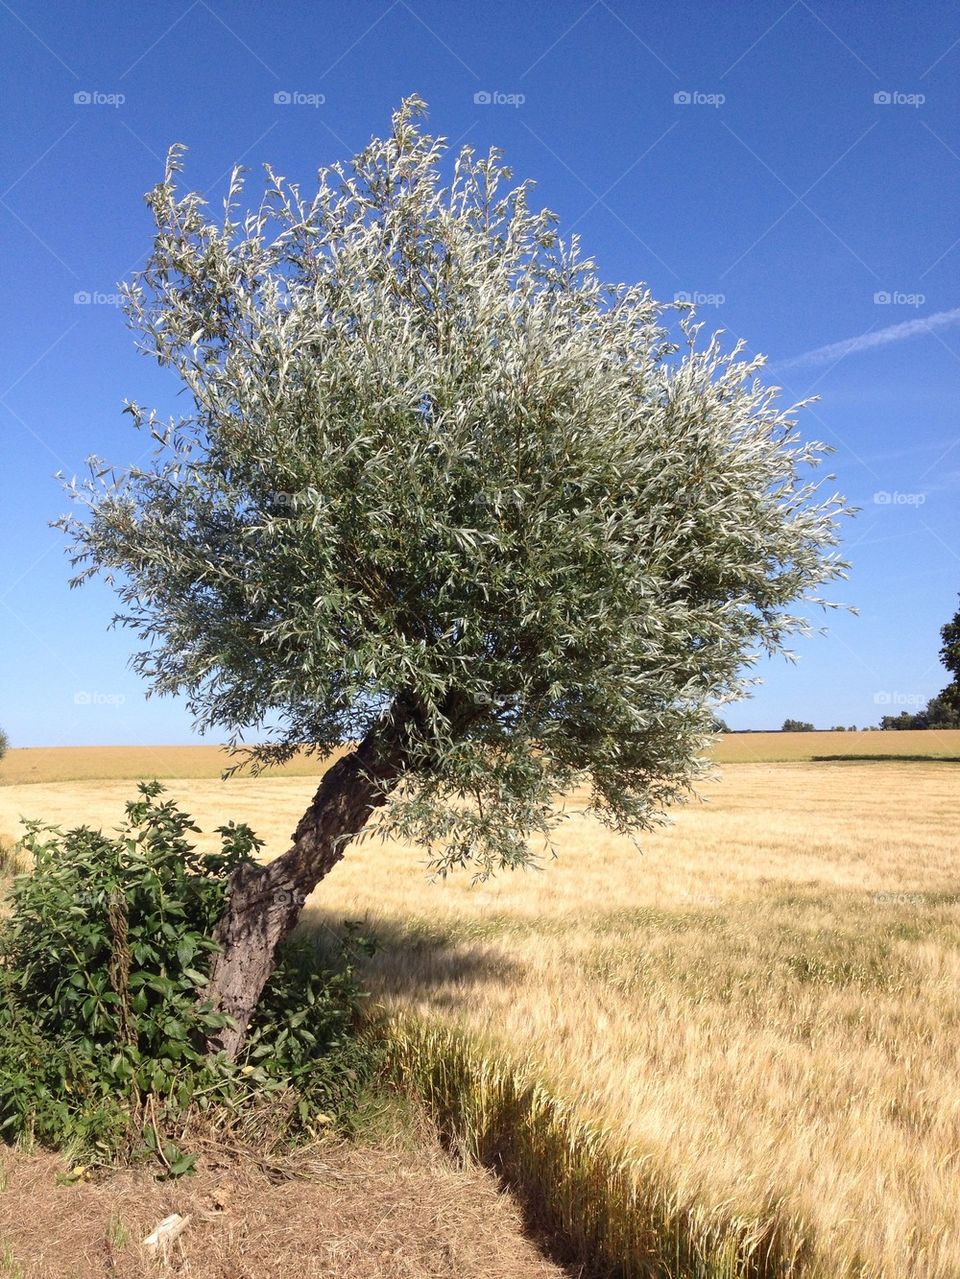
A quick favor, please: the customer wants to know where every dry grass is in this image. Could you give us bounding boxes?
[321,760,959,1277]
[0,1134,569,1278]
[1,740,959,1275]
[0,745,346,787]
[3,729,957,787]
[712,728,960,763]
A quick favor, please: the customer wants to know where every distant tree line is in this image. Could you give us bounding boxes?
[879,599,960,729]
[879,694,960,731]
[779,598,960,732]
[779,719,862,731]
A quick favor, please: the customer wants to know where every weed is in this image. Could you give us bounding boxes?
[0,783,378,1170]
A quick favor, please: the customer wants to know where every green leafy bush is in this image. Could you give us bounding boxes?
[0,782,377,1168]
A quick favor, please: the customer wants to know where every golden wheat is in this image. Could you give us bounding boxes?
[1,743,958,1275]
[0,744,346,786]
[2,729,957,786]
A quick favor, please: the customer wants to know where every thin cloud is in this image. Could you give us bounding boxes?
[779,307,960,370]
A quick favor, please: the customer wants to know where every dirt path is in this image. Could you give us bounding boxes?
[0,1139,571,1278]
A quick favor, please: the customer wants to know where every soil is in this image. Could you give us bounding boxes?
[0,1137,572,1278]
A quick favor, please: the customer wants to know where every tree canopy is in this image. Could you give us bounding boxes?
[939,596,960,710]
[61,97,849,879]
[878,599,960,729]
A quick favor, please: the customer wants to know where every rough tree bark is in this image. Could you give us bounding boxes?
[204,709,414,1059]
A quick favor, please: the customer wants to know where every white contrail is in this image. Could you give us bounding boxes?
[779,306,960,370]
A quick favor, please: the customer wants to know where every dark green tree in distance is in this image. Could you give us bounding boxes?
[939,597,960,711]
[878,599,960,730]
[880,696,960,731]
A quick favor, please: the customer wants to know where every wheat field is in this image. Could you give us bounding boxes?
[1,737,959,1275]
[2,729,956,786]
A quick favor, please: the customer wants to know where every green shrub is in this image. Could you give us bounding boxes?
[0,782,377,1169]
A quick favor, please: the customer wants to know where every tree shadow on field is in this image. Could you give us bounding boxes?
[294,907,801,1278]
[297,904,523,1006]
[297,906,598,1278]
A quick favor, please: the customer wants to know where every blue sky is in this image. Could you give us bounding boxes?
[1,0,958,746]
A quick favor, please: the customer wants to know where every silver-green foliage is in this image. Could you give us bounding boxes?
[60,97,849,875]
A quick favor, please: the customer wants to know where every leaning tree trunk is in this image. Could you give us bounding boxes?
[204,713,411,1059]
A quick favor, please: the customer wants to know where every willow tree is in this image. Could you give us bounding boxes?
[61,98,848,1056]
